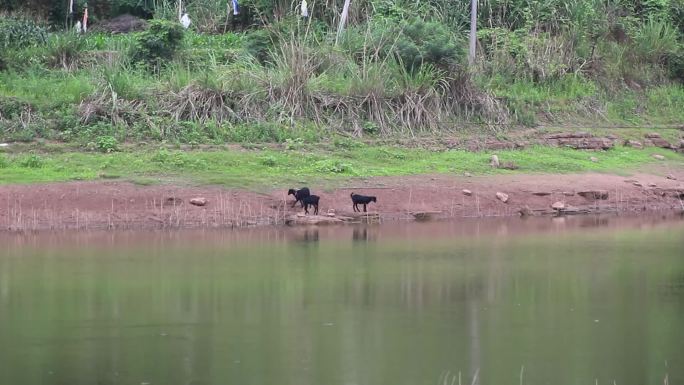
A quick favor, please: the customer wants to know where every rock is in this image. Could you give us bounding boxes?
[563,191,575,196]
[189,197,208,206]
[545,132,592,139]
[532,191,551,196]
[577,190,609,200]
[590,156,599,162]
[501,161,519,170]
[648,183,657,187]
[490,155,500,168]
[546,135,614,150]
[645,132,662,139]
[651,138,673,149]
[624,139,643,149]
[462,189,473,196]
[296,213,305,217]
[412,211,442,221]
[327,209,336,217]
[464,172,472,177]
[666,174,676,180]
[286,215,344,226]
[652,154,666,160]
[551,201,565,210]
[496,192,509,203]
[633,182,643,187]
[519,206,534,217]
[483,140,517,151]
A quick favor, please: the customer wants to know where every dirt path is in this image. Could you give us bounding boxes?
[1,170,683,231]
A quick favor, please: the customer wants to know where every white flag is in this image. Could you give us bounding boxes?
[180,13,191,28]
[301,0,308,17]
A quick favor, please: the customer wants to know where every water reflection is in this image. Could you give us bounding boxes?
[0,215,682,385]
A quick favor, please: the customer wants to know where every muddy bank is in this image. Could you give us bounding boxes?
[0,171,682,231]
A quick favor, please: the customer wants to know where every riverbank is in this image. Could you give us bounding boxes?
[1,169,682,231]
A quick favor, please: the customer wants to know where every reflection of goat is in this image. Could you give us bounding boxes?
[301,195,320,215]
[287,187,310,208]
[351,193,377,212]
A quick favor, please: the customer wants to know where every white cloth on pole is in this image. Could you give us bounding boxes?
[180,13,191,28]
[301,0,309,17]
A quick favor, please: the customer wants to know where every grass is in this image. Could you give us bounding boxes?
[1,144,681,188]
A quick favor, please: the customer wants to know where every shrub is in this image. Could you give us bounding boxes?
[314,159,356,174]
[259,155,277,167]
[95,135,119,153]
[132,19,184,67]
[634,18,680,64]
[46,34,86,71]
[19,153,44,168]
[373,18,464,72]
[0,17,47,50]
[244,29,274,63]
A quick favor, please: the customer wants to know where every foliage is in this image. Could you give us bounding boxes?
[95,135,119,153]
[46,33,86,71]
[0,0,683,143]
[132,19,185,67]
[390,18,464,72]
[0,16,47,50]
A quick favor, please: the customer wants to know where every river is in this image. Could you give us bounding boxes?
[0,215,682,385]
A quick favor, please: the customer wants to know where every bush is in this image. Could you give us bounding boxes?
[244,29,274,63]
[132,19,184,67]
[634,18,680,64]
[46,34,86,71]
[0,17,47,50]
[95,135,119,153]
[19,153,44,168]
[393,19,464,71]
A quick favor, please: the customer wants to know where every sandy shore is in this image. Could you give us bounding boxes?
[1,171,682,231]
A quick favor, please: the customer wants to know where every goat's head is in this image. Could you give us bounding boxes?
[287,189,296,196]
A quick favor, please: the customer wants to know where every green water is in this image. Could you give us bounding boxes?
[0,216,683,385]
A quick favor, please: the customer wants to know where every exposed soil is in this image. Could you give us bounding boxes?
[1,171,683,232]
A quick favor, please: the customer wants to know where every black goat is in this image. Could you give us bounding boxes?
[287,187,311,208]
[301,195,320,215]
[351,193,377,212]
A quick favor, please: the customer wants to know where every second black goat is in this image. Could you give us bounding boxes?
[350,193,377,212]
[301,195,320,215]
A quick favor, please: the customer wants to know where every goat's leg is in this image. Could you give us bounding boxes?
[314,204,318,215]
[291,199,297,208]
[304,204,309,214]
[363,204,367,212]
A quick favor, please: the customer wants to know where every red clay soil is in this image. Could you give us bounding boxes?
[1,171,683,231]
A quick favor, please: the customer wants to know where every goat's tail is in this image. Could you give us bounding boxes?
[350,192,355,198]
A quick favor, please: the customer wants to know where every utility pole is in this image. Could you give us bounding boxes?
[469,0,478,66]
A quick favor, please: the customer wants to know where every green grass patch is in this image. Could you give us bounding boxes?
[0,145,681,188]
